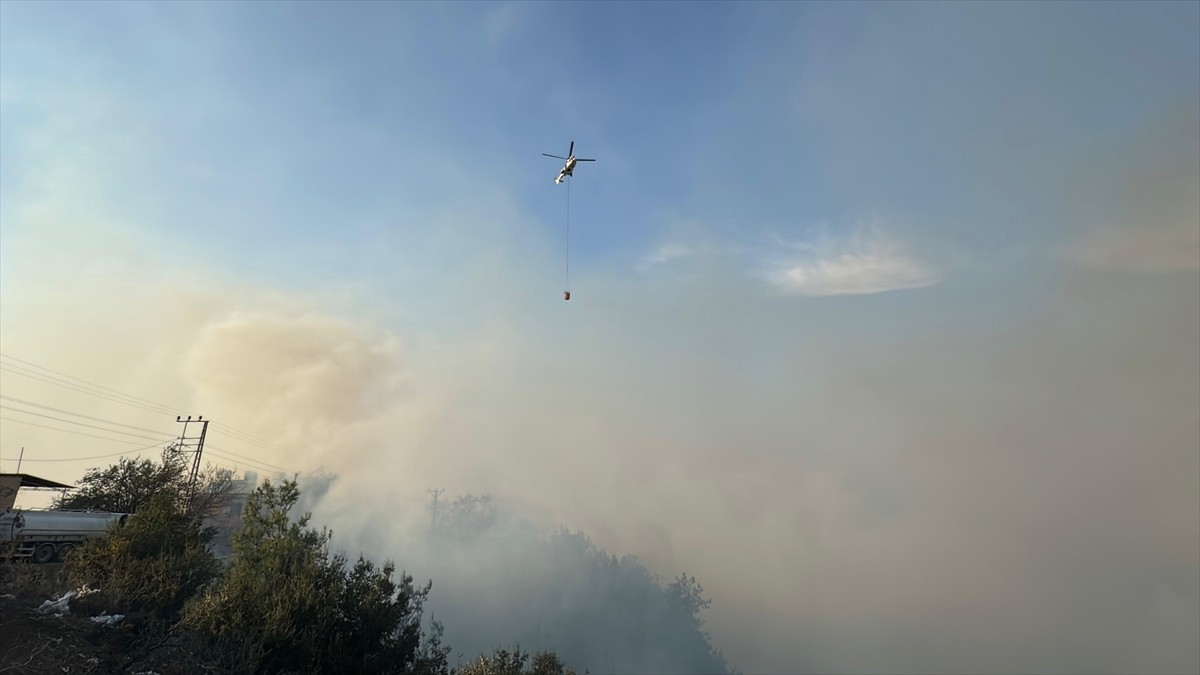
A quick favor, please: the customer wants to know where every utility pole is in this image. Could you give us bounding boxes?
[427,488,444,534]
[175,416,209,508]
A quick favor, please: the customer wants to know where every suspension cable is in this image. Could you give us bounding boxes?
[565,176,571,300]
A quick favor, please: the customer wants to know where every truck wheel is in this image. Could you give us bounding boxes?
[32,543,56,564]
[56,543,76,561]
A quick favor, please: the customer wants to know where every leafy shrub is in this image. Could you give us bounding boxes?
[64,490,220,621]
[182,479,448,674]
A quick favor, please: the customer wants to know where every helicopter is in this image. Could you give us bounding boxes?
[542,141,595,184]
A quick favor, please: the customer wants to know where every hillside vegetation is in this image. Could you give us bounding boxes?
[0,452,728,674]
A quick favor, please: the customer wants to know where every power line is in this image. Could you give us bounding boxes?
[0,405,175,443]
[209,422,288,453]
[0,440,166,464]
[205,448,288,476]
[0,395,174,436]
[1,354,290,455]
[0,354,300,478]
[0,432,268,478]
[0,416,177,446]
[0,365,180,416]
[0,353,188,415]
[0,405,288,474]
[211,423,276,446]
[206,444,288,472]
[0,360,182,415]
[0,393,289,473]
[172,449,267,478]
[1,417,289,476]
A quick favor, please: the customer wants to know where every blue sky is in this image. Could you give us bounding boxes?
[2,3,1198,673]
[3,2,1195,297]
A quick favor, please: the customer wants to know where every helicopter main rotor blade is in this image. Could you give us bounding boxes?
[575,158,595,162]
[569,141,574,156]
[542,154,568,159]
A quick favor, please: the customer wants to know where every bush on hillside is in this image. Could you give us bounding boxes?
[64,490,220,622]
[182,478,450,674]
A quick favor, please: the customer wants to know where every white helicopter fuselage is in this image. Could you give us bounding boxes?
[544,143,592,184]
[554,157,578,184]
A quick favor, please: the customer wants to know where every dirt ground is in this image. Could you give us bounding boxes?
[1,562,255,675]
[0,563,132,675]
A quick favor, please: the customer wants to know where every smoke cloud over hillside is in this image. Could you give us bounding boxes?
[2,92,1197,675]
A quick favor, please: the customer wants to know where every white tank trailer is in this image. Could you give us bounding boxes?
[0,509,129,563]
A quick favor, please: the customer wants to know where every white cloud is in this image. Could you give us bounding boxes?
[636,241,695,271]
[764,226,941,297]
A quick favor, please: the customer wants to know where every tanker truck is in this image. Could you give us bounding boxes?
[0,509,130,563]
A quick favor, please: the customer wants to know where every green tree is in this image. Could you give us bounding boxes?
[432,494,498,542]
[423,496,730,674]
[528,651,576,675]
[65,490,221,622]
[53,446,233,518]
[666,574,711,618]
[182,479,445,674]
[456,649,578,675]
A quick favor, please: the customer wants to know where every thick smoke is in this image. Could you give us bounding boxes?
[5,234,1195,673]
[2,91,1197,675]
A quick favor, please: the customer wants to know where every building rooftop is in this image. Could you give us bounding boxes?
[1,473,74,510]
[1,473,75,490]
